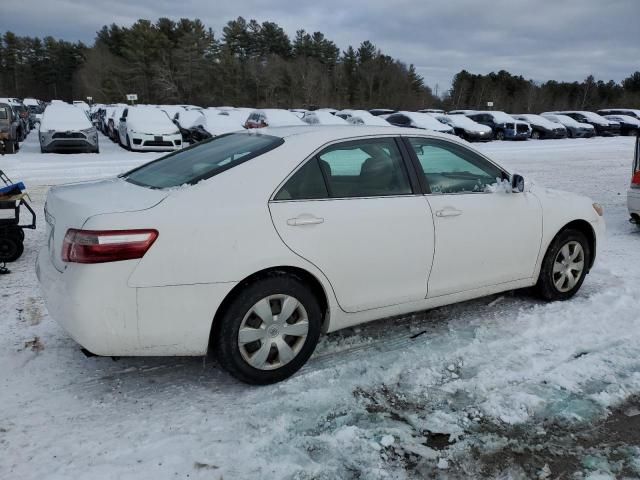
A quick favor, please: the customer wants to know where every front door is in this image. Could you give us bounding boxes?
[404,137,543,298]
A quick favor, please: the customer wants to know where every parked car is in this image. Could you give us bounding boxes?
[369,109,396,116]
[602,114,640,136]
[0,102,21,154]
[430,113,493,141]
[185,110,245,143]
[540,113,595,138]
[629,132,640,224]
[244,109,306,128]
[512,114,567,139]
[335,109,391,126]
[39,103,99,153]
[448,110,477,115]
[37,126,604,384]
[551,111,620,136]
[23,98,43,127]
[1,99,29,141]
[597,108,640,121]
[384,111,454,134]
[301,110,349,125]
[173,109,206,143]
[107,106,126,141]
[418,109,445,114]
[117,106,182,151]
[465,111,530,140]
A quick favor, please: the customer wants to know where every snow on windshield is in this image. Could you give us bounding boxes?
[40,103,92,131]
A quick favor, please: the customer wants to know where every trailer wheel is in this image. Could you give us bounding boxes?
[0,235,23,262]
[2,226,24,241]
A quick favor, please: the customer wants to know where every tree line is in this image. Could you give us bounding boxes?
[1,18,639,112]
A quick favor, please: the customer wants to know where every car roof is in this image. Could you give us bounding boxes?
[240,124,462,144]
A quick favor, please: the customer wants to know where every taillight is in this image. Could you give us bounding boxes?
[61,229,158,264]
[632,171,640,187]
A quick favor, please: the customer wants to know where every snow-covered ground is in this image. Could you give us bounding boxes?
[1,133,639,479]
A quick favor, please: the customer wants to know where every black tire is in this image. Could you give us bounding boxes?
[5,141,16,154]
[535,229,590,301]
[628,129,639,137]
[2,226,25,242]
[126,135,132,151]
[214,273,322,384]
[495,130,505,141]
[0,235,24,262]
[531,130,540,140]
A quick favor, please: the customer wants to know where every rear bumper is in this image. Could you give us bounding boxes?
[465,130,493,142]
[36,246,236,356]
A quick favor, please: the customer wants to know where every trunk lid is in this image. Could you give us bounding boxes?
[45,177,168,272]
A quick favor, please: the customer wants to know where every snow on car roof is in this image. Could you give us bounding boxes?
[302,111,349,125]
[40,103,92,131]
[440,114,492,132]
[541,113,593,128]
[603,114,640,126]
[398,111,452,131]
[513,114,562,129]
[202,111,245,135]
[255,109,306,126]
[556,111,610,125]
[473,111,516,123]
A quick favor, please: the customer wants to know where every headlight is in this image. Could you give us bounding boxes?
[592,203,604,216]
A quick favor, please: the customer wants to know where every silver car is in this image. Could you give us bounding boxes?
[39,103,99,154]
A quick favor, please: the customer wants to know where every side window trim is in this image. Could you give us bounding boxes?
[271,135,420,202]
[401,136,509,196]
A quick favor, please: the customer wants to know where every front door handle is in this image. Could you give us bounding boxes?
[287,215,325,226]
[435,208,462,218]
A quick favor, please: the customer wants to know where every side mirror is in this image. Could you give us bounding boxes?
[511,174,525,193]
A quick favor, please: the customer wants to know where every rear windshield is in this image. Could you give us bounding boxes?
[124,132,284,189]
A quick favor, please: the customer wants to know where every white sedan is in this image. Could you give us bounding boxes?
[37,126,605,384]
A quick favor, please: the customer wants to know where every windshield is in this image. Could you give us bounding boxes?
[124,132,284,189]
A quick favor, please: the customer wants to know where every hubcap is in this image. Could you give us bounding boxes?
[552,241,585,292]
[237,294,309,370]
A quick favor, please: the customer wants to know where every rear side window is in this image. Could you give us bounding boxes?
[275,138,413,200]
[125,133,283,189]
[0,108,7,120]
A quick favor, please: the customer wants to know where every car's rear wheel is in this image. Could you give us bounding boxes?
[531,130,540,140]
[628,128,639,137]
[214,274,322,384]
[536,229,590,301]
[495,130,505,141]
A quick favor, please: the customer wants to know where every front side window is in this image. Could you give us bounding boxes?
[408,138,503,194]
[125,133,284,189]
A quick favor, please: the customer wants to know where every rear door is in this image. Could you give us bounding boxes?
[404,136,543,298]
[269,136,434,313]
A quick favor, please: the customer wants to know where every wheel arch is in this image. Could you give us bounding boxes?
[207,265,331,355]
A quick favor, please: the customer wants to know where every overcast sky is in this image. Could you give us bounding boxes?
[1,0,638,93]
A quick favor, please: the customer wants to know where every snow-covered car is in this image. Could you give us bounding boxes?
[430,113,492,141]
[369,109,396,117]
[540,113,595,138]
[335,109,391,126]
[602,114,640,136]
[597,108,640,121]
[117,106,182,151]
[39,103,99,153]
[244,109,306,128]
[0,101,21,154]
[301,110,349,125]
[1,98,30,140]
[418,109,445,114]
[385,111,454,134]
[551,111,620,136]
[173,109,206,143]
[23,98,43,127]
[512,114,567,139]
[37,126,605,384]
[629,133,640,224]
[107,106,126,141]
[185,110,245,143]
[447,109,477,115]
[466,111,530,140]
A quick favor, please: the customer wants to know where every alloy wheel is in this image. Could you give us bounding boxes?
[552,241,585,292]
[237,294,309,370]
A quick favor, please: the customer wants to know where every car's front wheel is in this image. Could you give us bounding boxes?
[214,274,322,384]
[495,130,505,141]
[536,229,590,301]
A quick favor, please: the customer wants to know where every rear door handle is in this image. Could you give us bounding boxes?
[287,215,324,226]
[435,208,462,217]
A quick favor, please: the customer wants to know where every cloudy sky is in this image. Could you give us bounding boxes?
[1,0,638,93]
